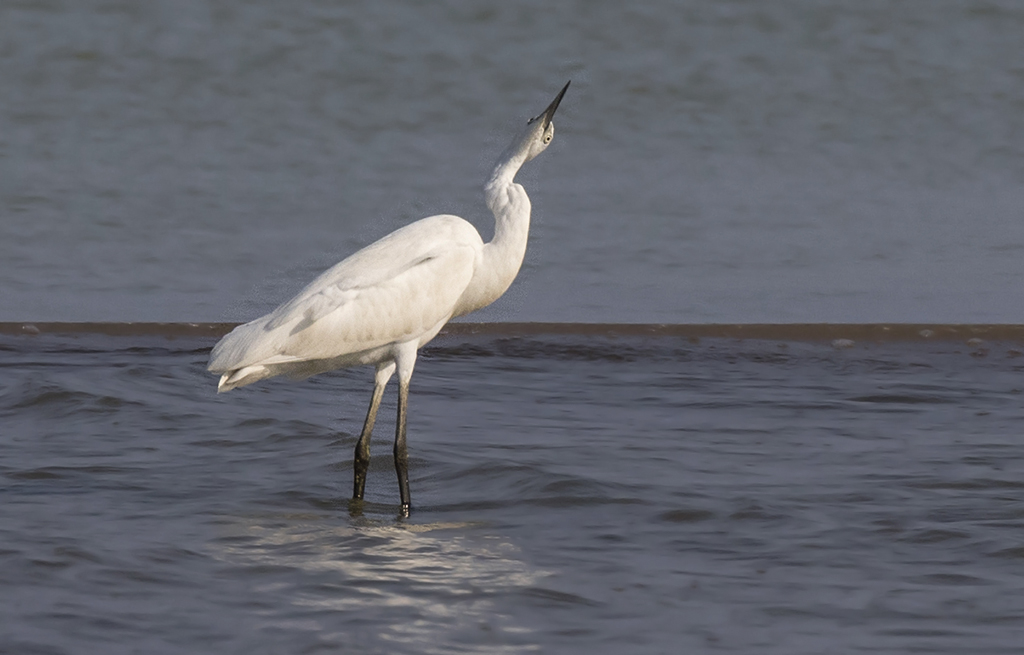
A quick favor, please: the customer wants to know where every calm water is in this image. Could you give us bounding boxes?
[3,329,1024,653]
[2,0,1024,323]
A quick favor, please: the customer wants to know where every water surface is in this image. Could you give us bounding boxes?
[3,328,1024,653]
[2,1,1023,323]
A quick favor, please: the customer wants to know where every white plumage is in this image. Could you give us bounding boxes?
[209,216,480,391]
[209,82,569,514]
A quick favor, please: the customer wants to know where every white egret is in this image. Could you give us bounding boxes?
[209,82,570,514]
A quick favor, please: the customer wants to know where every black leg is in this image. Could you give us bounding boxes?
[394,378,411,516]
[352,380,386,501]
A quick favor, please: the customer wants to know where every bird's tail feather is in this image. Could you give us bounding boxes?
[217,365,272,393]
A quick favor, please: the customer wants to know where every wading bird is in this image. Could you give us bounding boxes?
[209,82,570,515]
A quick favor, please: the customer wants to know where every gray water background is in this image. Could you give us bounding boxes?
[2,0,1024,323]
[4,331,1024,654]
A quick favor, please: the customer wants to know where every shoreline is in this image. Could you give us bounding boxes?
[2,322,1024,342]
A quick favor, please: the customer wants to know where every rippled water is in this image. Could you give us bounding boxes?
[3,0,1024,323]
[3,329,1024,653]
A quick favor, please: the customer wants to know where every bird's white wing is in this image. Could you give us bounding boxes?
[265,249,445,331]
[209,215,482,373]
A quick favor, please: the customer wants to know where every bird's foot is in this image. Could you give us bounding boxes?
[347,497,365,518]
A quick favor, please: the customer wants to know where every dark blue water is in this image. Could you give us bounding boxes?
[3,329,1024,653]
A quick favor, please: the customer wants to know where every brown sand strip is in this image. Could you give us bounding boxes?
[1,322,1024,342]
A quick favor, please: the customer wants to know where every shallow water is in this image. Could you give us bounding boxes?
[3,329,1024,653]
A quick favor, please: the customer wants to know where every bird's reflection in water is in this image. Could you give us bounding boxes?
[212,513,545,653]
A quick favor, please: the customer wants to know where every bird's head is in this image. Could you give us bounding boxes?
[520,81,570,162]
[487,81,570,189]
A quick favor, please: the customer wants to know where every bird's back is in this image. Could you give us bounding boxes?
[209,214,483,387]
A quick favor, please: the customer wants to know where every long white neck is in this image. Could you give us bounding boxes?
[454,145,533,316]
[452,84,564,317]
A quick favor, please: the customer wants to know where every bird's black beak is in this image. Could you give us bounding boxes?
[529,80,570,129]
